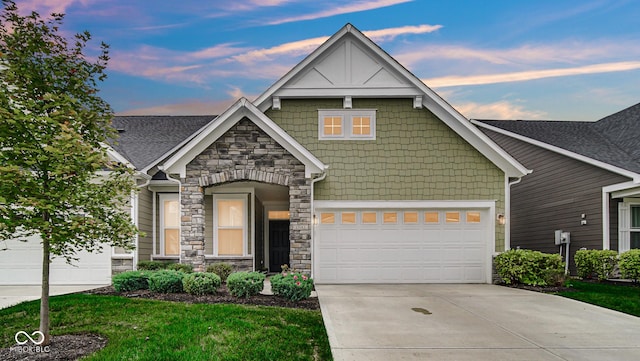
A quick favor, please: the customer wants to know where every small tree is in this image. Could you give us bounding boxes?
[0,1,138,345]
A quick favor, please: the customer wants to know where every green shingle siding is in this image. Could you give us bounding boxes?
[267,98,506,250]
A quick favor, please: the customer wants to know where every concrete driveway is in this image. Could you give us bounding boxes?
[0,285,105,310]
[316,284,640,361]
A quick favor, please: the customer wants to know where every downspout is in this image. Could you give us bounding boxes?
[158,166,183,264]
[505,176,523,251]
[131,172,152,270]
[310,168,328,278]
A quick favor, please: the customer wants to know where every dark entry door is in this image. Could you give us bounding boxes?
[269,220,290,272]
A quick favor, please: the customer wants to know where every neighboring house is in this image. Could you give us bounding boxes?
[0,24,529,285]
[474,103,640,272]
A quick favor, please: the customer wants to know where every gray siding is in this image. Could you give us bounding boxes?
[137,187,153,262]
[485,130,631,272]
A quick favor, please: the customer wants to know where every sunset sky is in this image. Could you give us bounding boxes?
[13,0,640,120]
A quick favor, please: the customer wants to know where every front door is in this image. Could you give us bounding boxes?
[269,220,290,272]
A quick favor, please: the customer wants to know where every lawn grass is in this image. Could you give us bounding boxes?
[558,280,640,317]
[0,294,332,360]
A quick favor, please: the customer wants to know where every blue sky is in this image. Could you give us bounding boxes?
[15,0,640,120]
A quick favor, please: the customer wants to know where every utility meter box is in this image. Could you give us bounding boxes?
[554,230,570,245]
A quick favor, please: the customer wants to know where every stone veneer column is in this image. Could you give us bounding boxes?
[180,180,206,272]
[289,178,312,273]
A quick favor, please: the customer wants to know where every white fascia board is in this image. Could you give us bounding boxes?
[603,181,640,198]
[162,98,326,178]
[314,200,496,209]
[102,143,135,169]
[474,121,640,182]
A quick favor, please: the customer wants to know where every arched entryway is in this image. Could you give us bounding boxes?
[178,118,313,273]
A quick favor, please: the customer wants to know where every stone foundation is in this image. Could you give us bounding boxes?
[205,257,253,272]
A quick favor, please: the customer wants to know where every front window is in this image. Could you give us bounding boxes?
[159,194,180,256]
[318,109,376,140]
[215,197,246,256]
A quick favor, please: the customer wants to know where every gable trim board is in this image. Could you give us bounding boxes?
[161,98,327,179]
[255,23,530,179]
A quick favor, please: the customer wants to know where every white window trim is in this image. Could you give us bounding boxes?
[620,200,640,252]
[158,193,180,257]
[318,109,376,140]
[213,194,249,257]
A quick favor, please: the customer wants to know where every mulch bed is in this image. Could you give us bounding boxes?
[1,285,319,360]
[0,334,107,361]
[84,284,320,310]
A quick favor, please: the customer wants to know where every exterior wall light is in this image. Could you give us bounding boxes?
[497,214,506,225]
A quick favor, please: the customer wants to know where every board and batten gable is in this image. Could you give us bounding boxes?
[266,98,507,250]
[483,129,631,266]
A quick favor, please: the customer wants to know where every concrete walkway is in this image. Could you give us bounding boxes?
[0,285,105,309]
[316,284,640,361]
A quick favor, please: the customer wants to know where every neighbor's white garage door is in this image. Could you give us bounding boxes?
[0,236,112,285]
[314,207,491,283]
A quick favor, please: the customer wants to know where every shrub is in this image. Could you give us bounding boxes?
[112,271,150,292]
[619,249,640,282]
[206,263,233,282]
[574,249,618,281]
[270,272,314,302]
[167,263,194,273]
[226,271,265,298]
[148,270,185,293]
[182,272,222,295]
[137,260,170,270]
[494,249,564,286]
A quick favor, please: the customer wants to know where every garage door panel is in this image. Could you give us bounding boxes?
[0,237,112,285]
[315,207,490,283]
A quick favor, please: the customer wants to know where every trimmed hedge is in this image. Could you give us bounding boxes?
[270,273,314,302]
[494,249,564,286]
[137,260,170,270]
[167,263,193,273]
[148,270,186,293]
[206,263,233,282]
[226,271,265,298]
[619,249,640,282]
[182,272,222,295]
[112,271,150,292]
[574,249,618,281]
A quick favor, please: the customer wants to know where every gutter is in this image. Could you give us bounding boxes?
[309,168,328,278]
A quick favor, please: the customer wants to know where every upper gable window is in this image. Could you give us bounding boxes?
[318,109,376,140]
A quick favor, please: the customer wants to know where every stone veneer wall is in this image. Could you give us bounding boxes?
[180,118,312,273]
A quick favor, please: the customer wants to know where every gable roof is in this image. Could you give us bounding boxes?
[161,98,327,178]
[254,23,529,178]
[473,102,640,180]
[110,115,214,171]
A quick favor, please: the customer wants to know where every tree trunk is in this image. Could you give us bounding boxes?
[39,229,51,346]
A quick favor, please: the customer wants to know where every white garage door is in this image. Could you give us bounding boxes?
[0,236,112,285]
[314,206,492,283]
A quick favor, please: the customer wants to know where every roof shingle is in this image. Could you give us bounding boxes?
[476,102,640,174]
